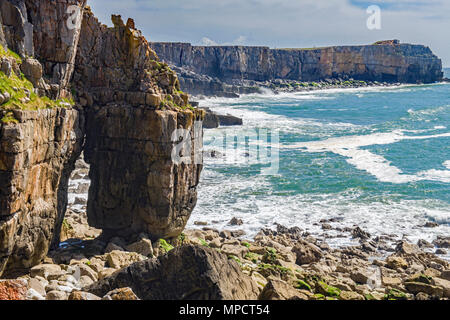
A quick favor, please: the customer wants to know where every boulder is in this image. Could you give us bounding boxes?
[259,279,308,300]
[217,114,243,126]
[30,264,63,280]
[20,57,43,87]
[69,291,101,300]
[386,256,408,270]
[350,271,370,284]
[105,250,146,270]
[102,287,139,300]
[440,270,450,281]
[433,278,450,298]
[46,290,67,300]
[126,238,153,257]
[86,245,259,300]
[404,282,443,297]
[292,240,323,265]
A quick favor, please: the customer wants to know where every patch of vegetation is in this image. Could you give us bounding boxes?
[296,279,312,292]
[312,293,325,300]
[198,238,210,248]
[384,288,407,300]
[160,96,194,111]
[244,252,259,263]
[178,233,186,245]
[0,45,22,63]
[159,238,174,253]
[262,247,278,264]
[0,45,74,112]
[0,111,18,124]
[258,263,293,277]
[364,293,376,300]
[241,242,251,248]
[228,255,242,266]
[317,281,341,297]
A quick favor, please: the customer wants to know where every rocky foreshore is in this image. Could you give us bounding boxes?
[3,155,450,301]
[168,66,412,99]
[1,208,449,300]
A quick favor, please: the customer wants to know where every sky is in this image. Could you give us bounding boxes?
[89,0,450,67]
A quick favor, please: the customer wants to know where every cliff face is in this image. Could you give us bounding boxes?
[151,42,444,95]
[0,109,84,275]
[0,0,86,277]
[0,1,203,277]
[84,106,202,240]
[75,10,203,240]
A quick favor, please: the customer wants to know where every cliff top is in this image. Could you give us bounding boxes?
[152,40,433,53]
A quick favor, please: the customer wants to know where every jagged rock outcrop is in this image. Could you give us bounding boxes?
[86,245,260,300]
[1,0,87,98]
[23,0,87,98]
[151,42,444,96]
[201,107,243,129]
[74,10,204,240]
[0,108,84,276]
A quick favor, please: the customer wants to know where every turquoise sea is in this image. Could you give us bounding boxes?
[190,83,450,257]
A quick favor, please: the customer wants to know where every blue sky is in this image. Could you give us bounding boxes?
[89,0,450,66]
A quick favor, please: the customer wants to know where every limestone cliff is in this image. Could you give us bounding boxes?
[0,108,84,275]
[0,0,86,277]
[74,10,204,240]
[0,1,203,277]
[151,42,444,96]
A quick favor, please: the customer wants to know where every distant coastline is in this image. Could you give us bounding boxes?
[151,41,444,98]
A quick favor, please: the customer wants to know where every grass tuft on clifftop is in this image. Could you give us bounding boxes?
[0,45,74,122]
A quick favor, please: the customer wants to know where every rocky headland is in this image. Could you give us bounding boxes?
[0,0,449,302]
[151,41,444,98]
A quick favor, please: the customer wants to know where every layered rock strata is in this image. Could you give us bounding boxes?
[1,1,204,277]
[74,10,204,240]
[0,108,84,276]
[151,42,444,96]
[84,106,203,240]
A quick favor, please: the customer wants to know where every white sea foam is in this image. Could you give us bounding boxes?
[191,178,450,253]
[285,131,450,184]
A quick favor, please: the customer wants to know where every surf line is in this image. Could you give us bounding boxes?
[285,130,450,184]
